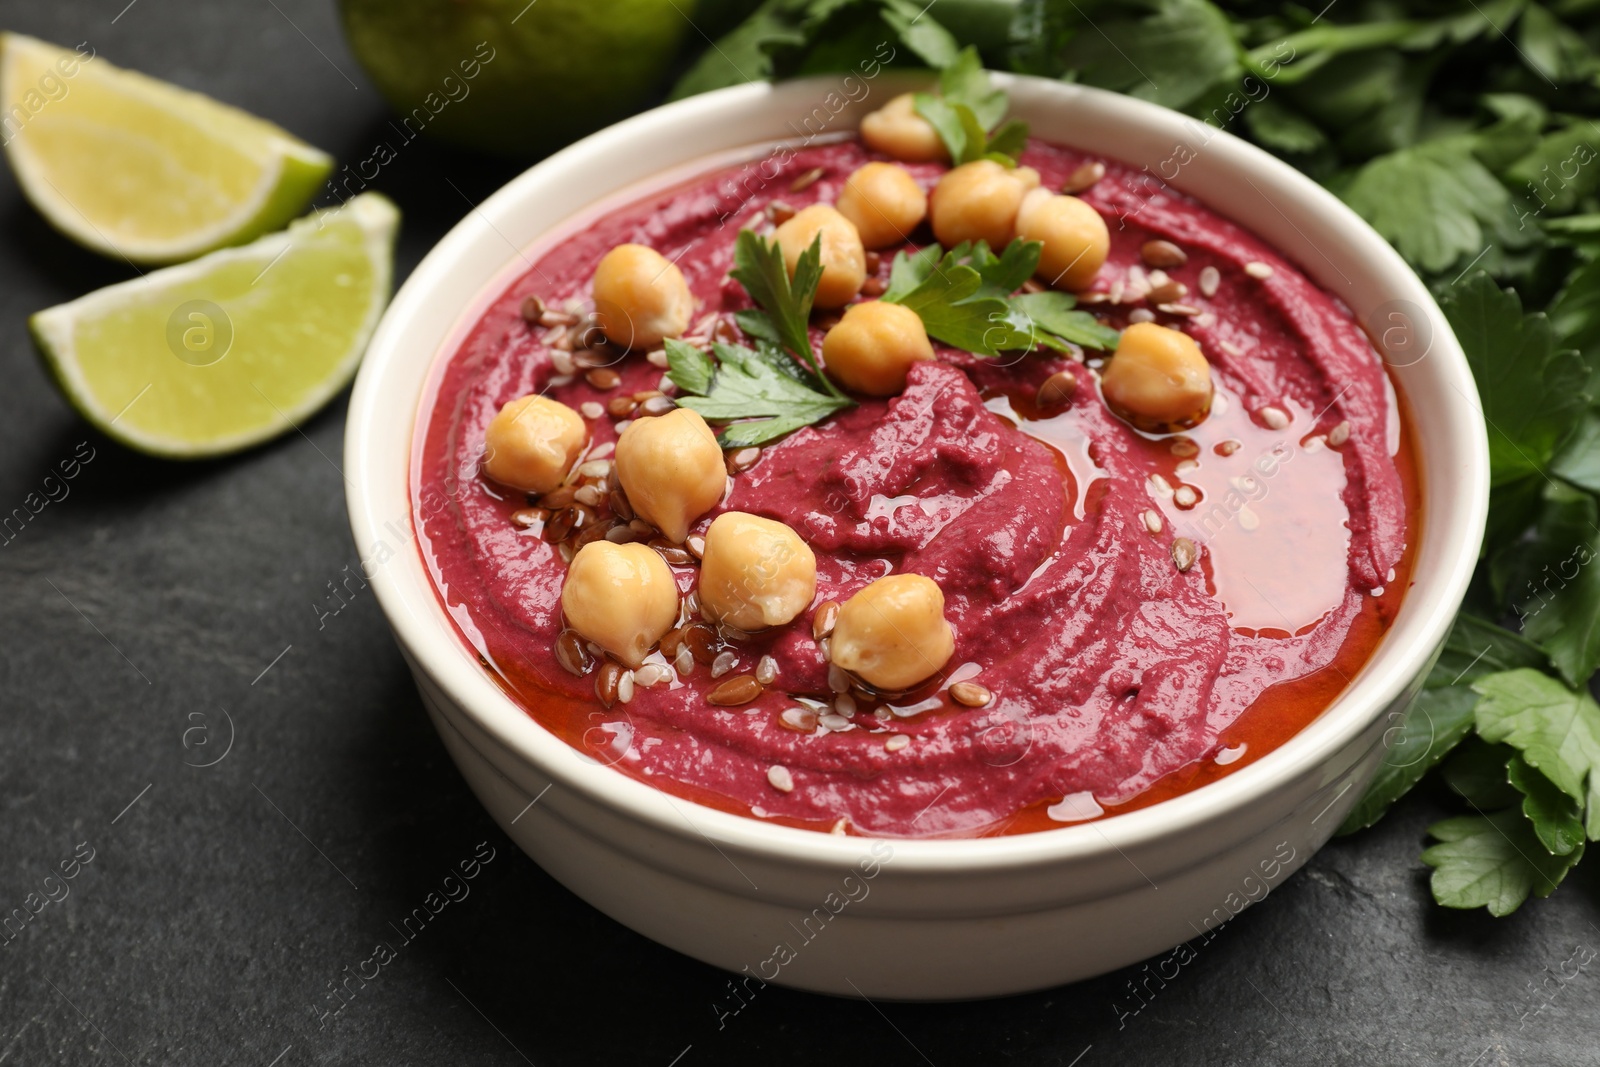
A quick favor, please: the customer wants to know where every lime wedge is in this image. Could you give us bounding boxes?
[0,33,333,264]
[31,193,399,459]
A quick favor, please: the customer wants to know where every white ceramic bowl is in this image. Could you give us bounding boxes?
[345,73,1487,1000]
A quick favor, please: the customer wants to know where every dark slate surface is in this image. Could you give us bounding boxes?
[0,2,1596,1064]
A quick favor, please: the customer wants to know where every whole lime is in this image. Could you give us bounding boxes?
[337,0,698,158]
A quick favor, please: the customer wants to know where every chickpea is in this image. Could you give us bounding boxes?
[698,512,817,630]
[614,407,726,543]
[821,301,935,396]
[859,92,949,163]
[482,394,587,494]
[592,243,695,351]
[830,574,955,692]
[1100,322,1213,428]
[561,541,679,668]
[929,160,1040,251]
[1014,189,1109,291]
[837,163,928,250]
[773,204,867,309]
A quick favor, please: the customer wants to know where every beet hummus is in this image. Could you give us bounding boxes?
[414,114,1416,838]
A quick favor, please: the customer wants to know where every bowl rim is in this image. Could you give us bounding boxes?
[345,71,1488,875]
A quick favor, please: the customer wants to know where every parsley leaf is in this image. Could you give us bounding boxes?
[1422,807,1584,916]
[1054,0,1243,112]
[883,240,1120,356]
[1472,667,1600,836]
[1440,739,1520,810]
[883,242,1033,355]
[666,339,851,448]
[1508,755,1586,856]
[1341,138,1521,275]
[1491,482,1600,687]
[912,46,1029,165]
[1338,614,1546,835]
[1012,292,1122,352]
[1441,272,1588,488]
[728,229,848,401]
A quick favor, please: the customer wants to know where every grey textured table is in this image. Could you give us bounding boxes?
[1,2,1596,1064]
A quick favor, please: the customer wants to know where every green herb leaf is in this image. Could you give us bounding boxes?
[1472,668,1600,834]
[1011,291,1122,351]
[1054,0,1243,112]
[882,243,944,302]
[663,338,715,396]
[937,44,1007,128]
[1492,483,1600,687]
[1441,739,1520,810]
[1517,3,1598,84]
[884,244,1034,356]
[730,229,819,364]
[1340,614,1546,835]
[912,48,1028,166]
[1422,807,1584,916]
[1341,138,1521,275]
[669,340,851,447]
[1508,755,1586,855]
[1441,272,1588,488]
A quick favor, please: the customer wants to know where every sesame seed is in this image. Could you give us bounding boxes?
[835,693,857,716]
[1218,340,1245,358]
[674,647,694,676]
[616,671,635,704]
[711,650,737,678]
[551,350,576,376]
[756,655,778,685]
[1327,420,1351,446]
[1245,261,1274,280]
[646,348,669,368]
[885,734,910,752]
[1128,308,1155,324]
[1260,406,1289,430]
[1216,439,1241,456]
[819,712,852,731]
[1142,509,1163,535]
[1174,485,1198,509]
[634,664,671,688]
[1238,505,1260,531]
[580,401,603,420]
[1169,437,1199,457]
[767,765,795,793]
[1199,265,1220,298]
[1149,473,1174,497]
[828,664,850,693]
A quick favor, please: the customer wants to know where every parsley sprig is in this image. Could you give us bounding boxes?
[665,230,852,447]
[913,47,1029,166]
[883,239,1120,356]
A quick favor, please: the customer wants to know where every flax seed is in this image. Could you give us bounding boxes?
[595,660,623,706]
[709,674,762,705]
[1141,240,1187,269]
[1037,370,1078,408]
[555,629,592,676]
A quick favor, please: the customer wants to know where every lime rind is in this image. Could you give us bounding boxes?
[31,192,399,459]
[0,32,334,264]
